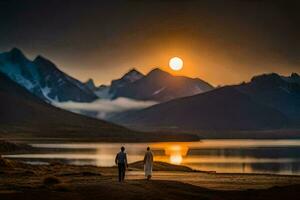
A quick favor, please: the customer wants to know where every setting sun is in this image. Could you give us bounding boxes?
[169,57,183,71]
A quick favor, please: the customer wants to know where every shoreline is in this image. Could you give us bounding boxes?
[2,157,300,178]
[2,139,300,177]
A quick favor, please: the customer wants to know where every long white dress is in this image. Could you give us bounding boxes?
[143,151,153,177]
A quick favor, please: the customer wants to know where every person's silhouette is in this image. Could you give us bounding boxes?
[115,146,128,182]
[143,146,153,180]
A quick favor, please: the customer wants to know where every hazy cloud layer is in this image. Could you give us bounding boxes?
[53,97,157,119]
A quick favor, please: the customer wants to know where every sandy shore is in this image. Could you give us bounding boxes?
[1,159,300,200]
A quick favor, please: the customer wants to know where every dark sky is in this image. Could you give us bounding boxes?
[0,0,299,86]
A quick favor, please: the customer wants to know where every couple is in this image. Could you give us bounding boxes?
[115,146,153,182]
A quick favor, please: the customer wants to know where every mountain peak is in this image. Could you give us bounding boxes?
[148,68,169,75]
[149,68,166,73]
[291,73,300,78]
[127,68,142,74]
[33,55,52,64]
[10,47,23,54]
[84,78,96,90]
[8,48,27,61]
[85,78,95,84]
[33,55,61,72]
[125,68,143,76]
[282,72,300,84]
[34,55,46,61]
[121,68,144,82]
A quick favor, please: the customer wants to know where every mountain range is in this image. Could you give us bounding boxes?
[0,71,196,141]
[1,48,300,135]
[91,68,214,102]
[0,71,130,138]
[0,48,213,104]
[112,73,300,131]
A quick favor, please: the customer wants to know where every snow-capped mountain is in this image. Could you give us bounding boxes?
[114,68,145,84]
[91,69,145,99]
[107,68,214,102]
[0,48,97,102]
[0,48,214,104]
[0,48,45,99]
[93,68,214,102]
[108,68,145,97]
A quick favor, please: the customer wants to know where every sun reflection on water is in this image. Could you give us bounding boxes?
[152,143,189,165]
[170,154,183,165]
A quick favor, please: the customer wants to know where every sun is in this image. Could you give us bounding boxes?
[169,57,183,71]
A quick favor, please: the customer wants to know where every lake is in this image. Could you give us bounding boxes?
[4,139,300,175]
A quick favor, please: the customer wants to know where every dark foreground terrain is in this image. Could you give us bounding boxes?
[1,158,300,200]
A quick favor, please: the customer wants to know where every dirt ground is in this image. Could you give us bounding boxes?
[1,159,300,200]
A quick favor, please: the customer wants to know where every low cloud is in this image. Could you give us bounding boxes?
[53,97,157,119]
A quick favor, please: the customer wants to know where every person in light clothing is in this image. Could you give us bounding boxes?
[143,146,153,180]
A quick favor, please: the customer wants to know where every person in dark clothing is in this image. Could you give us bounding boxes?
[115,146,128,182]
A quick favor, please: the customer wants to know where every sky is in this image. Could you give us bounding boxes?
[0,0,299,86]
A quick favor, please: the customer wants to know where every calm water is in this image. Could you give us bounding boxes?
[4,139,300,175]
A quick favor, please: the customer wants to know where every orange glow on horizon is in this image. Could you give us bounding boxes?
[53,36,297,88]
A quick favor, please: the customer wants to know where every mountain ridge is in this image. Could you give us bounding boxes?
[0,48,214,103]
[96,67,214,102]
[0,71,197,141]
[112,72,300,131]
